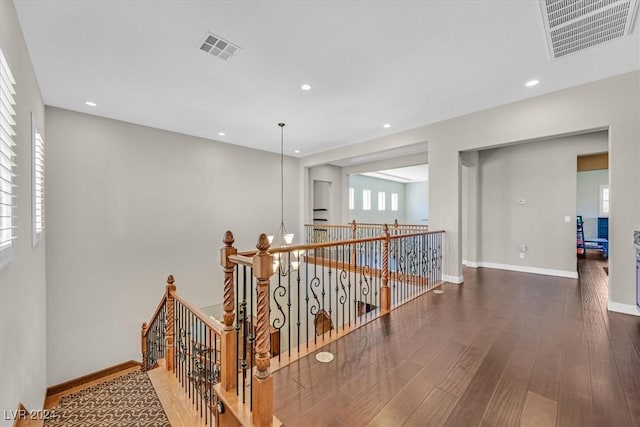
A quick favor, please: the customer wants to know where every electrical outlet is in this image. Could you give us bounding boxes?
[564,216,571,223]
[519,252,525,259]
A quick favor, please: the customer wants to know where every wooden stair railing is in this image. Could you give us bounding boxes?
[216,227,443,427]
[141,275,225,426]
[141,281,169,372]
[215,232,281,427]
[305,219,429,243]
[142,227,442,427]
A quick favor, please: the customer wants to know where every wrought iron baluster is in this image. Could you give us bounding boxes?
[348,243,352,327]
[287,251,292,357]
[241,266,248,403]
[328,245,332,338]
[297,253,301,353]
[249,268,255,411]
[235,265,240,396]
[272,263,285,361]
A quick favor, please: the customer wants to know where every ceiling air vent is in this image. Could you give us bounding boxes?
[540,0,639,59]
[199,32,240,61]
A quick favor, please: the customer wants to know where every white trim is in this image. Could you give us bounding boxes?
[477,262,578,279]
[443,274,464,284]
[462,260,478,268]
[607,301,640,317]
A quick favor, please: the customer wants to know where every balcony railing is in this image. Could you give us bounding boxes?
[306,219,428,243]
[142,224,443,427]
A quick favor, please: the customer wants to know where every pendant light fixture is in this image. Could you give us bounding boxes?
[268,123,294,245]
[267,123,300,273]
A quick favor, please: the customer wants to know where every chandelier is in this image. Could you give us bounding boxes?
[267,123,299,273]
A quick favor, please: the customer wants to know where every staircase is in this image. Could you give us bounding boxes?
[148,359,209,427]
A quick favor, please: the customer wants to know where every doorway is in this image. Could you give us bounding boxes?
[576,152,609,300]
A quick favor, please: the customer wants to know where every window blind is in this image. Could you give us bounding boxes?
[0,49,17,264]
[33,128,44,244]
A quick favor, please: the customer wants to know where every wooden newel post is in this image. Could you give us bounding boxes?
[381,224,391,314]
[141,322,148,372]
[252,234,274,427]
[165,275,176,372]
[220,230,238,391]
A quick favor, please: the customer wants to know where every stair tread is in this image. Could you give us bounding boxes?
[147,361,210,427]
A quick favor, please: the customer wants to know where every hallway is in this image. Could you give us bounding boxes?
[272,255,640,426]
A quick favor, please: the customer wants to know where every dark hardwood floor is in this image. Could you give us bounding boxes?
[272,253,640,426]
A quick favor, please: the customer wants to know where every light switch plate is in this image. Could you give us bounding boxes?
[564,216,571,223]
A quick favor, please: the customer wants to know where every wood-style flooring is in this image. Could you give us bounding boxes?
[272,254,640,426]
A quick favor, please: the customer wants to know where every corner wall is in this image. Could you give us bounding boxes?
[45,107,300,385]
[0,0,47,421]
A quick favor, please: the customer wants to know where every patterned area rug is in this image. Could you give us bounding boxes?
[45,370,170,427]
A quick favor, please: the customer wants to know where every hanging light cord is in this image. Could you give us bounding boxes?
[279,123,285,229]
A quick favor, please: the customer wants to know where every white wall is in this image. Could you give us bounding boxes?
[45,107,300,385]
[405,181,428,224]
[478,132,607,275]
[301,72,640,310]
[348,174,404,224]
[461,151,480,266]
[577,169,608,239]
[0,1,47,421]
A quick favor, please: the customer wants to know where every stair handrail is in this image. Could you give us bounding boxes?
[141,276,173,371]
[236,229,443,257]
[141,274,225,425]
[170,290,224,334]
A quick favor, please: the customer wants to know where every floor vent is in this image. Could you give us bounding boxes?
[199,32,240,61]
[540,0,639,59]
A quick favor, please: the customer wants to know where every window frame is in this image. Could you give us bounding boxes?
[362,189,371,210]
[599,184,609,217]
[348,187,354,210]
[377,191,386,211]
[391,193,399,212]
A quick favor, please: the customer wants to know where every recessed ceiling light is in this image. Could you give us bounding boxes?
[218,132,226,136]
[85,101,97,107]
[383,123,391,128]
[525,79,540,87]
[294,150,300,154]
[300,84,312,91]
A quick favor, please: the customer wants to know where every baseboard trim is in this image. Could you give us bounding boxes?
[443,275,464,284]
[608,301,640,317]
[462,260,478,268]
[477,262,578,279]
[46,360,141,397]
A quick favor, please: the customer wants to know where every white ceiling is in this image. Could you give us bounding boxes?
[360,164,429,183]
[14,1,640,157]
